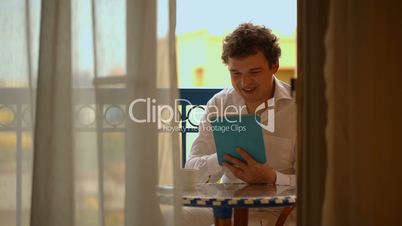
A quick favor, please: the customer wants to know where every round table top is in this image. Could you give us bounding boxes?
[182,183,296,208]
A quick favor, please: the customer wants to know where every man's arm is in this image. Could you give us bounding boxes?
[275,143,297,186]
[185,100,224,183]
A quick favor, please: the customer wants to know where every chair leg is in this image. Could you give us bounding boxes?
[275,206,294,226]
[233,208,248,226]
[214,218,232,226]
[213,208,233,226]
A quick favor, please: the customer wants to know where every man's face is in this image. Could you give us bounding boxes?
[228,50,278,107]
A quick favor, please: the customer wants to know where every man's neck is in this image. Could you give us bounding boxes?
[246,81,275,114]
[246,103,259,114]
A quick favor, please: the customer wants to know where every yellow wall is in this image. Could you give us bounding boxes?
[176,29,296,87]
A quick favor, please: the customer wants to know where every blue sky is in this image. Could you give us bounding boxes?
[0,0,296,81]
[175,0,296,36]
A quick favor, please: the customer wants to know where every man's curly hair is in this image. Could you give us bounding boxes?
[221,23,281,68]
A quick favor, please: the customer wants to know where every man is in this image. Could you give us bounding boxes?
[184,23,296,226]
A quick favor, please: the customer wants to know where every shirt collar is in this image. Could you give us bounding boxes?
[232,75,292,108]
[273,76,292,102]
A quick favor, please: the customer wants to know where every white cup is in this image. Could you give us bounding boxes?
[180,168,200,189]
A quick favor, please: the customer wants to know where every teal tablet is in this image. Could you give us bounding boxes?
[210,114,267,165]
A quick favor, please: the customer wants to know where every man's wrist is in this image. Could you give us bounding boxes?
[264,169,277,184]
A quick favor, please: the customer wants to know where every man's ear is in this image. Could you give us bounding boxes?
[270,62,279,73]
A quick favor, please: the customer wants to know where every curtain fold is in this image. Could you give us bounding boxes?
[2,0,179,225]
[323,0,402,225]
[322,1,354,224]
[168,0,182,224]
[31,0,74,226]
[125,0,162,225]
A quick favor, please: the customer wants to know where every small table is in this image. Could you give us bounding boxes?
[182,183,296,226]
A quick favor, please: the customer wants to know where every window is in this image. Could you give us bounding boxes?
[176,0,297,160]
[176,0,297,88]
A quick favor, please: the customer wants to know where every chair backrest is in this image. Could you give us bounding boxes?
[179,88,222,167]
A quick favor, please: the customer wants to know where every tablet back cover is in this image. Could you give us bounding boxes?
[210,115,266,165]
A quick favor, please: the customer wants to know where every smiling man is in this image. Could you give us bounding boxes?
[185,23,297,226]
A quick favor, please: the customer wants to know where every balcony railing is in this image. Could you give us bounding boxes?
[0,87,222,164]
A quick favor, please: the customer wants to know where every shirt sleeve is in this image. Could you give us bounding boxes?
[275,171,296,186]
[275,139,297,186]
[185,98,224,183]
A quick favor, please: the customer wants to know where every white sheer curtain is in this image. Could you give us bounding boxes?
[0,0,181,226]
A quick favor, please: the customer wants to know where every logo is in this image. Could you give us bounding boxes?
[128,98,275,133]
[254,98,275,133]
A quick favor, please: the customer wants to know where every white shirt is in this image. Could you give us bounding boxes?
[185,77,297,186]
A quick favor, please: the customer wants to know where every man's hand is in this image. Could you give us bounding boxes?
[223,147,276,184]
